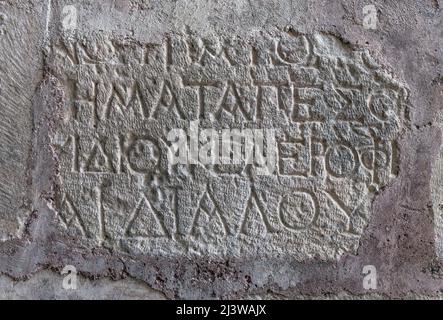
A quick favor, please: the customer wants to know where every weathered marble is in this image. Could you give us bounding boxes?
[0,0,441,299]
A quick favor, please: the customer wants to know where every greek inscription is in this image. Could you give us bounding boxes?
[50,31,409,260]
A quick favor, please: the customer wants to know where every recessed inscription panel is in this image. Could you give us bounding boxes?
[49,31,409,259]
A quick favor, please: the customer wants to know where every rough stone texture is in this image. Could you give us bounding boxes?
[0,270,166,299]
[0,0,442,299]
[48,31,408,260]
[0,1,45,240]
[431,110,443,261]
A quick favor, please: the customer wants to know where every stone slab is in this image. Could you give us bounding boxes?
[0,0,441,299]
[0,1,45,240]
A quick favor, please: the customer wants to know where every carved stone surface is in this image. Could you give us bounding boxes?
[48,32,409,259]
[431,110,443,260]
[0,0,442,300]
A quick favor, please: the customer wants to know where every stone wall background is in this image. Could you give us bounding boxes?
[0,0,441,299]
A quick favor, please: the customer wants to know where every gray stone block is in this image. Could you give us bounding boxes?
[0,0,442,299]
